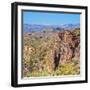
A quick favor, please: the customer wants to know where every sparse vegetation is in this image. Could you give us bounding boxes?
[23,29,80,77]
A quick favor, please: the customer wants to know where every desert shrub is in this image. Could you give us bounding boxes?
[73,29,80,36]
[27,62,80,77]
[54,62,80,76]
[23,29,80,77]
[72,59,79,65]
[26,70,50,77]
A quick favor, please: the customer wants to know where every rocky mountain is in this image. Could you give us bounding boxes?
[60,24,80,30]
[23,24,80,33]
[23,28,80,77]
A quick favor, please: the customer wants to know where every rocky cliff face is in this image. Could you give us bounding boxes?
[47,29,80,71]
[23,29,80,77]
[58,30,80,64]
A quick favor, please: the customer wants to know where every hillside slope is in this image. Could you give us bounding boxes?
[23,29,80,77]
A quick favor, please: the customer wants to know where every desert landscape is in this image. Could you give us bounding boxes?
[23,24,80,77]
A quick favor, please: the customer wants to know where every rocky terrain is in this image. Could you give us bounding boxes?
[23,26,80,77]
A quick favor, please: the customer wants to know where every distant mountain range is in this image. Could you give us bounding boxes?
[23,24,80,32]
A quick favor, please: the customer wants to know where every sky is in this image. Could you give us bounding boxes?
[23,11,80,25]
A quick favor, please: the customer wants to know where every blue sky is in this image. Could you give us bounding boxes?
[23,11,80,25]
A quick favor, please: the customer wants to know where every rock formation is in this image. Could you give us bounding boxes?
[23,29,80,77]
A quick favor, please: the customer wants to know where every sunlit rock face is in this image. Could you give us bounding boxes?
[58,30,80,65]
[23,28,80,77]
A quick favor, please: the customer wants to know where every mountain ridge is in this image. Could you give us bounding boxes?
[23,24,80,33]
